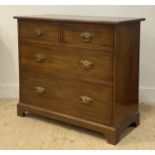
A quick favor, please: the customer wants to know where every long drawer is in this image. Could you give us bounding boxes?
[20,42,113,83]
[20,70,113,125]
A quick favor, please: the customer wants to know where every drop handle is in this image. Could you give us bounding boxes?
[33,28,43,37]
[80,60,93,69]
[80,32,93,42]
[79,96,93,105]
[33,53,46,62]
[34,86,46,95]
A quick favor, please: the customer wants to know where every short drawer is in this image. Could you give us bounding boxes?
[20,42,113,82]
[20,70,113,125]
[63,23,114,48]
[19,20,60,43]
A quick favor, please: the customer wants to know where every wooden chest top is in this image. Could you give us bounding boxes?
[14,14,145,24]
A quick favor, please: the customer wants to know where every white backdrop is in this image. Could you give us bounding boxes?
[0,5,155,102]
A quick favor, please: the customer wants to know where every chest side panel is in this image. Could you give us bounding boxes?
[114,22,140,129]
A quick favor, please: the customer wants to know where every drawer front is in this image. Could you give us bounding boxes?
[20,70,113,125]
[63,23,114,48]
[19,20,60,43]
[20,42,113,82]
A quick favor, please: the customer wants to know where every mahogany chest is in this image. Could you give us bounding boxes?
[14,15,145,144]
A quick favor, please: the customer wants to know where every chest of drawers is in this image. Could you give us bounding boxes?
[14,15,145,144]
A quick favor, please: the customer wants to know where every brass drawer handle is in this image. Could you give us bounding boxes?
[34,86,46,95]
[34,54,46,62]
[80,32,93,42]
[33,28,43,37]
[80,60,93,69]
[79,96,93,105]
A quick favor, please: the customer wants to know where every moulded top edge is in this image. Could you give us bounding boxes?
[14,14,145,25]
